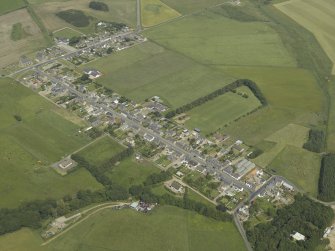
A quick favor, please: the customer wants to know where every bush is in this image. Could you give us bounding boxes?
[303,129,325,153]
[89,1,109,12]
[56,10,90,27]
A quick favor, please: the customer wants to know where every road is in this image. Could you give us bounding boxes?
[136,0,142,32]
[8,31,134,77]
[35,68,252,193]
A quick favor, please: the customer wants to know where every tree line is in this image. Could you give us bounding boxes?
[318,154,335,201]
[165,79,267,118]
[71,146,133,186]
[245,195,334,251]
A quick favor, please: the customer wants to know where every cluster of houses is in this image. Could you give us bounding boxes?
[130,201,155,213]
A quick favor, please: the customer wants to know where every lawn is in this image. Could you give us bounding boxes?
[221,66,324,145]
[107,157,160,189]
[81,41,235,108]
[0,206,245,251]
[0,78,102,208]
[275,0,335,74]
[53,27,84,38]
[144,10,296,67]
[185,86,261,135]
[0,0,26,15]
[141,0,181,27]
[268,145,321,197]
[76,136,125,166]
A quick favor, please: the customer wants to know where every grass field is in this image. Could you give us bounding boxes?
[268,145,321,197]
[107,157,160,189]
[0,0,26,16]
[254,124,309,168]
[77,136,125,166]
[81,42,236,108]
[141,0,181,27]
[53,27,83,38]
[0,78,102,208]
[30,0,136,33]
[0,8,48,68]
[185,86,261,135]
[275,0,335,74]
[0,206,245,251]
[144,10,296,67]
[220,66,324,145]
[161,0,224,14]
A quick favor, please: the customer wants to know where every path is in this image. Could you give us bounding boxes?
[42,202,129,246]
[136,0,142,32]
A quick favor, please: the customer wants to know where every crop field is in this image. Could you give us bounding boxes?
[0,78,102,208]
[30,0,136,33]
[0,207,245,251]
[275,0,335,74]
[0,8,48,68]
[253,124,309,168]
[107,157,160,189]
[0,0,26,16]
[144,10,296,67]
[221,66,324,145]
[269,145,321,197]
[141,0,181,27]
[77,136,125,166]
[81,42,235,108]
[53,27,84,38]
[185,86,261,135]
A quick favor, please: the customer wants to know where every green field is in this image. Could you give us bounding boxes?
[185,86,261,135]
[53,27,83,38]
[161,0,225,14]
[0,206,245,251]
[269,145,321,197]
[81,42,235,108]
[30,0,136,33]
[107,157,160,189]
[77,136,125,166]
[144,10,296,67]
[11,23,29,41]
[141,0,180,27]
[0,78,102,208]
[275,0,335,74]
[0,0,26,15]
[221,67,324,145]
[254,124,309,168]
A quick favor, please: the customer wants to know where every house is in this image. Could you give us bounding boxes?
[59,159,76,170]
[290,232,306,241]
[19,55,33,67]
[143,133,155,142]
[194,128,201,133]
[232,144,245,153]
[196,165,207,174]
[83,68,102,79]
[169,181,184,193]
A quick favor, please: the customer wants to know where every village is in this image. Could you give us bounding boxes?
[7,17,314,246]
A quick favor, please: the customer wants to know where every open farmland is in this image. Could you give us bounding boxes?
[80,42,236,108]
[77,135,125,166]
[53,27,84,39]
[268,145,321,197]
[161,0,225,14]
[29,0,136,33]
[0,78,102,208]
[185,86,261,135]
[0,8,48,68]
[144,10,296,67]
[221,66,324,145]
[0,0,26,15]
[0,207,245,251]
[141,0,180,27]
[275,0,335,74]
